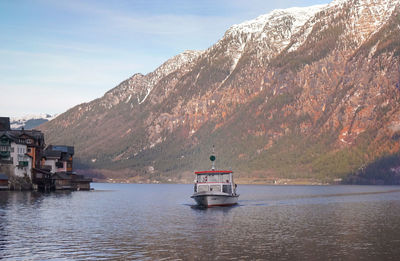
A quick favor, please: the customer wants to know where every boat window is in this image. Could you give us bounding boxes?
[198,175,208,183]
[207,175,219,183]
[222,174,231,183]
[197,173,231,183]
[210,185,221,192]
[197,185,209,192]
[223,185,232,194]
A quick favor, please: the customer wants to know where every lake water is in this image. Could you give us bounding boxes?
[1,184,400,260]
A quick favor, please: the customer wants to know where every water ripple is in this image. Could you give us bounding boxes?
[1,184,400,260]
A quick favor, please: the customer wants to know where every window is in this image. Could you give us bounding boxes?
[198,175,208,183]
[223,185,232,194]
[210,185,221,192]
[56,161,64,168]
[27,148,31,153]
[18,155,28,161]
[207,175,219,183]
[222,174,231,183]
[0,146,10,151]
[197,185,209,192]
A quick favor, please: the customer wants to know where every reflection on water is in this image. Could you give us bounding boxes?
[1,184,400,260]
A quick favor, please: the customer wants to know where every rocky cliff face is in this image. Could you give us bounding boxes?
[40,0,400,183]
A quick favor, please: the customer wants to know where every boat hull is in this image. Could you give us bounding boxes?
[191,194,239,207]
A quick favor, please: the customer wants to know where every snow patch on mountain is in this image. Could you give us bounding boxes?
[10,114,57,130]
[209,4,326,68]
[328,0,399,45]
[101,50,203,109]
[228,4,327,37]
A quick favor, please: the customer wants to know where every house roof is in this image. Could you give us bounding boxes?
[71,174,92,182]
[33,168,52,175]
[44,150,63,158]
[51,173,72,180]
[47,145,74,155]
[44,145,74,161]
[0,129,44,145]
[0,173,8,180]
[0,131,18,142]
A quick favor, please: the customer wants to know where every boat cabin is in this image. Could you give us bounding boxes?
[194,170,235,194]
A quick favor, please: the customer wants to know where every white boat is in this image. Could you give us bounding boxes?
[191,153,239,207]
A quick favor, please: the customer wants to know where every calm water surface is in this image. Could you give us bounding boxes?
[1,184,400,260]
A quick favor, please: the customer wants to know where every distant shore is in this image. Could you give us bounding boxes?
[91,177,335,186]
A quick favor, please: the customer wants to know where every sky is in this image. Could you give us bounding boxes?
[0,0,330,118]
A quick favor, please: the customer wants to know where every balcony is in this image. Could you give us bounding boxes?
[0,159,12,164]
[0,151,10,158]
[18,161,29,167]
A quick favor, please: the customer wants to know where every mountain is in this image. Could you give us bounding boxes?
[11,114,57,130]
[39,0,400,184]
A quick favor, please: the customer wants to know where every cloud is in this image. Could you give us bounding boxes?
[39,0,241,39]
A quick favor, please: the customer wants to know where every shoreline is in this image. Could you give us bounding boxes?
[91,178,338,186]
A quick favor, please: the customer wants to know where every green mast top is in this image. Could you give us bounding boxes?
[210,145,216,170]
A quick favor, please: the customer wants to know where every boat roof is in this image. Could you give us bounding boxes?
[195,170,233,175]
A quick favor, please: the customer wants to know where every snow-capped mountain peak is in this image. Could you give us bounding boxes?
[10,114,57,130]
[228,4,327,36]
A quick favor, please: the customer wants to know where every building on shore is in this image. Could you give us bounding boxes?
[42,145,92,190]
[43,145,74,173]
[0,117,44,190]
[0,117,91,191]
